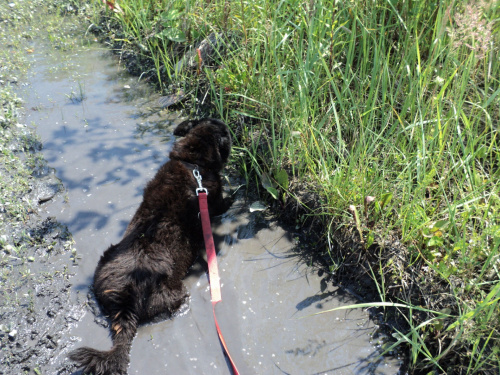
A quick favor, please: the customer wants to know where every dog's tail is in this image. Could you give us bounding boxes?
[69,307,138,375]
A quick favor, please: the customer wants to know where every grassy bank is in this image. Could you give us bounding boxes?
[86,0,500,373]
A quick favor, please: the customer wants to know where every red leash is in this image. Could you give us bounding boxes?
[194,169,240,375]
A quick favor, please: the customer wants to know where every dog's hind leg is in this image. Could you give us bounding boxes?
[143,281,187,321]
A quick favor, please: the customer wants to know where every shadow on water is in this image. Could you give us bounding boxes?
[20,39,401,374]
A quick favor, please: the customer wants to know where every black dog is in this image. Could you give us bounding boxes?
[69,118,232,375]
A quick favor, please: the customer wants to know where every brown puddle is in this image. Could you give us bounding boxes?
[21,37,402,374]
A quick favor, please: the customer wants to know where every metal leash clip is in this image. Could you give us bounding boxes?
[193,167,208,196]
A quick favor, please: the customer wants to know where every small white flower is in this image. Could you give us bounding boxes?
[434,76,445,85]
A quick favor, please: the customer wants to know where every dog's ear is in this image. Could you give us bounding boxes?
[217,126,232,164]
[199,118,232,163]
[173,119,200,136]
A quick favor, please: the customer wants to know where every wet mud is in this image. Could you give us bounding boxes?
[0,215,80,375]
[0,30,80,373]
[4,23,404,375]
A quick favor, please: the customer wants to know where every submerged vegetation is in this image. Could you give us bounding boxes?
[85,0,500,373]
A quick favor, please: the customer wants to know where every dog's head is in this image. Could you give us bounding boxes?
[170,118,232,170]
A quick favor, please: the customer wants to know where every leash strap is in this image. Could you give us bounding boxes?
[196,175,240,374]
[198,192,222,303]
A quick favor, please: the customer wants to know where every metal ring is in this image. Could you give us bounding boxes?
[196,187,208,196]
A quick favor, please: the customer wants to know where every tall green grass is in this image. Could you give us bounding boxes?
[90,0,500,372]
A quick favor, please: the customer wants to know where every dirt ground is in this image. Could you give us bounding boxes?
[0,117,81,374]
[0,3,85,374]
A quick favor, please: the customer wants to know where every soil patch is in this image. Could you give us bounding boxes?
[0,3,88,374]
[0,100,81,375]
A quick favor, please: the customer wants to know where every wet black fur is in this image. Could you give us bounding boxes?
[69,118,232,375]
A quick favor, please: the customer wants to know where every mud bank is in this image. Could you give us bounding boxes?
[1,3,92,374]
[0,59,79,375]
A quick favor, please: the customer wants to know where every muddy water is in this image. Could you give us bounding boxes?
[22,40,401,374]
